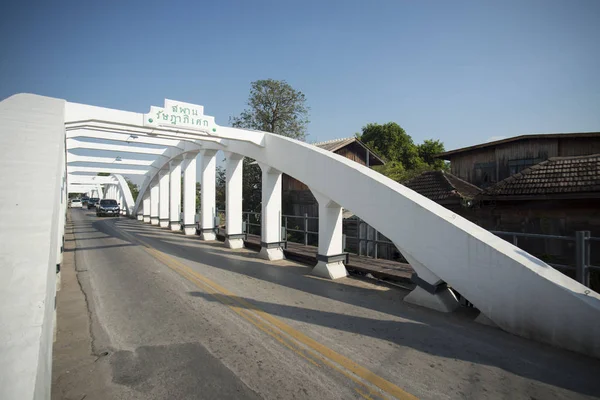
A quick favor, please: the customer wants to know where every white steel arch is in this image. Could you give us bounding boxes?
[2,92,598,393]
[62,96,600,359]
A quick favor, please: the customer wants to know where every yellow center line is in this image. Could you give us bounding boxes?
[115,221,418,400]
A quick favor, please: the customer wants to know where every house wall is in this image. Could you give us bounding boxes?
[448,136,600,187]
[474,199,600,289]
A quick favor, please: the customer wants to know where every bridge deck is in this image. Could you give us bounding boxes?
[52,209,600,400]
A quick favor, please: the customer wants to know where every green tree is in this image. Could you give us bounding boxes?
[242,160,262,213]
[215,166,226,211]
[357,123,420,169]
[231,79,310,141]
[417,139,447,170]
[126,178,139,201]
[231,79,310,212]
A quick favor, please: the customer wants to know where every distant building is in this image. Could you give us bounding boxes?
[435,132,600,188]
[405,135,600,270]
[403,170,481,217]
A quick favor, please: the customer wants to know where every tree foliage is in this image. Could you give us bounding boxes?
[230,79,310,213]
[230,79,309,141]
[242,159,262,213]
[126,178,139,201]
[358,123,421,170]
[359,123,448,182]
[417,139,447,170]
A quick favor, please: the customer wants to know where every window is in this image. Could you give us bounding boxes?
[508,158,543,175]
[474,162,496,188]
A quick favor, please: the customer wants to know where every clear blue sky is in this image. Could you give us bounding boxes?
[1,0,599,151]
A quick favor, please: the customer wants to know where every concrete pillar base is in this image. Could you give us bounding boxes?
[143,215,150,223]
[225,238,244,249]
[475,312,498,328]
[150,217,159,225]
[259,247,285,261]
[169,222,181,231]
[312,261,348,280]
[201,231,216,241]
[137,214,143,221]
[159,219,169,228]
[404,286,460,313]
[184,226,197,236]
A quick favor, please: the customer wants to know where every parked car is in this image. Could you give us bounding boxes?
[81,196,89,206]
[70,199,82,208]
[96,199,120,217]
[87,198,100,209]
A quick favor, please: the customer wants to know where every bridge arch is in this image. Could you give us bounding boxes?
[2,93,597,380]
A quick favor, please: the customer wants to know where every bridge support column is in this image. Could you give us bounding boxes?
[403,256,459,313]
[199,150,217,240]
[169,159,182,231]
[182,152,198,235]
[118,192,125,215]
[258,164,284,261]
[158,169,170,227]
[224,152,244,249]
[150,180,159,225]
[311,191,348,279]
[142,192,151,223]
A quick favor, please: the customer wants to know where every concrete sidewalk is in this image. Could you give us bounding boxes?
[51,215,128,400]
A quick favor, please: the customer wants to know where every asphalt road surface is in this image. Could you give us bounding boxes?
[52,209,600,400]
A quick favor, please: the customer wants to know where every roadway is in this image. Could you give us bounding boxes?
[52,208,600,400]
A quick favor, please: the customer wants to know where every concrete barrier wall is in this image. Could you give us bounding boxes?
[0,94,65,399]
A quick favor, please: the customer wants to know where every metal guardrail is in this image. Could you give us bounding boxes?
[238,211,397,259]
[491,230,598,288]
[203,210,598,289]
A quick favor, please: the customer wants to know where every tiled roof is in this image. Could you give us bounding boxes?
[313,137,385,165]
[483,154,600,197]
[314,137,356,152]
[436,132,600,159]
[403,171,481,202]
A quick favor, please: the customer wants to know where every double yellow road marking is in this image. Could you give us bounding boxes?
[116,222,417,400]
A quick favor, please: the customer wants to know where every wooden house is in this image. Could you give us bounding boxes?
[435,132,600,188]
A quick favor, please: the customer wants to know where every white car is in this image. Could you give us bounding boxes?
[70,199,82,208]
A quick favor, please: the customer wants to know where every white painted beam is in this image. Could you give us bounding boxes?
[68,166,148,175]
[67,139,169,156]
[67,154,158,167]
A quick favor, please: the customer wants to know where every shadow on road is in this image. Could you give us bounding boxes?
[83,216,600,397]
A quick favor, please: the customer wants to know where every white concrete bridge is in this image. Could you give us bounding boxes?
[1,93,599,399]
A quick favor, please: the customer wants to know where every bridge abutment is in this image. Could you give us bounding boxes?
[403,255,460,313]
[311,191,348,279]
[224,152,244,249]
[200,150,217,240]
[169,159,182,231]
[182,153,198,236]
[158,169,170,228]
[258,164,285,260]
[150,180,159,225]
[142,193,151,223]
